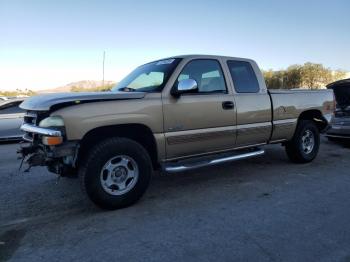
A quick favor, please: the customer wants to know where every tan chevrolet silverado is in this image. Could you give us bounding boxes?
[19,55,335,209]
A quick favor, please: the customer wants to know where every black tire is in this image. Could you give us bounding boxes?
[285,120,320,163]
[79,137,152,210]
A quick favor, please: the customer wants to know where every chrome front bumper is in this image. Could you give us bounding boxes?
[20,123,62,137]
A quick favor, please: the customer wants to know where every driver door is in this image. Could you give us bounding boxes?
[162,59,237,159]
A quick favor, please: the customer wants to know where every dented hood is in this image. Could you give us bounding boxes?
[20,91,146,111]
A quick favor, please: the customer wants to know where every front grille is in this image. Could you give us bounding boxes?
[22,111,53,142]
[22,111,41,142]
[23,111,38,125]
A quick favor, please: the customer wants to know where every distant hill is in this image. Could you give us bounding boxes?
[38,80,116,93]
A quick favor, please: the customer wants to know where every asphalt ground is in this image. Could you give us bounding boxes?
[0,137,350,262]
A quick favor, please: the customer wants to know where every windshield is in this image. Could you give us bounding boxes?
[112,58,181,92]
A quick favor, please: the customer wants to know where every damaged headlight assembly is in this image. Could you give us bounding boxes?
[39,116,65,128]
[39,116,65,146]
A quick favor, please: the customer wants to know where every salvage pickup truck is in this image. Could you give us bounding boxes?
[19,55,334,209]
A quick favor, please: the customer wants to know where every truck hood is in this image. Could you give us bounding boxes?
[20,91,146,111]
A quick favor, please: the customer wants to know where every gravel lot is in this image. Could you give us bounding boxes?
[0,137,350,262]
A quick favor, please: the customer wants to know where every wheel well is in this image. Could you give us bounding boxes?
[298,110,328,132]
[77,124,159,169]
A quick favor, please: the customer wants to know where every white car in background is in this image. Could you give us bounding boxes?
[0,98,25,141]
[0,96,9,101]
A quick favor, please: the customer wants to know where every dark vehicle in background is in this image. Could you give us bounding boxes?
[326,79,350,142]
[0,98,25,141]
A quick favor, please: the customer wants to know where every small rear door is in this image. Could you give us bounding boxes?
[225,59,272,147]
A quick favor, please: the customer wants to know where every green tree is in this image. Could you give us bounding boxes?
[300,62,331,89]
[70,84,114,92]
[263,70,285,89]
[0,89,37,97]
[264,63,347,90]
[332,70,347,82]
[284,65,302,89]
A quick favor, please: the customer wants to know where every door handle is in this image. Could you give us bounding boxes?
[222,101,234,110]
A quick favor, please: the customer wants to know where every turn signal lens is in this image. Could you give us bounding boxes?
[42,136,63,146]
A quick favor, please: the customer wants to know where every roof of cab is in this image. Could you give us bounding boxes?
[170,54,255,62]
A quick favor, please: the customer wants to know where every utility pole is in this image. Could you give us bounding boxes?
[281,75,284,89]
[102,50,105,87]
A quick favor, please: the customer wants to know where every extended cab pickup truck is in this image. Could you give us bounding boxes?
[19,55,334,209]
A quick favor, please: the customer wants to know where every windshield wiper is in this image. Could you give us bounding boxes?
[118,87,137,92]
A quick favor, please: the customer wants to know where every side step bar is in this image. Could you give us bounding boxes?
[163,149,265,173]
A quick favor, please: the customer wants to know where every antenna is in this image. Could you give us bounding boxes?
[102,50,105,87]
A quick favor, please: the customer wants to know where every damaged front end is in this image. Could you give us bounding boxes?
[18,111,79,177]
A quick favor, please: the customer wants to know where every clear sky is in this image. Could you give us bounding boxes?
[0,0,349,91]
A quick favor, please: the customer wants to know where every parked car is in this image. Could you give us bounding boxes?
[326,79,350,142]
[0,98,25,141]
[18,55,334,209]
[0,96,9,101]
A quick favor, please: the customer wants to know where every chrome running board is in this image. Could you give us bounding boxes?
[163,149,265,173]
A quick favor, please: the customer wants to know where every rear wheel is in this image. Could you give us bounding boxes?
[79,137,152,210]
[285,120,320,163]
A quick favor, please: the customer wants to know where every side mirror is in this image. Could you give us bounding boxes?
[171,79,198,97]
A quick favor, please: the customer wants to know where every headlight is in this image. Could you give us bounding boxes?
[39,116,65,128]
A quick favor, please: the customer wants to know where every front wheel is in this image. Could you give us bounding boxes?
[285,120,320,163]
[79,137,152,210]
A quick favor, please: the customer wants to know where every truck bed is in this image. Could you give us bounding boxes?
[268,89,334,141]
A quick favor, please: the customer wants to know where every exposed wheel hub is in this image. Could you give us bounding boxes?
[112,166,128,181]
[301,130,315,154]
[100,155,139,196]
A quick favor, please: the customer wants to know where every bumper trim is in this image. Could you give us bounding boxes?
[22,133,34,142]
[325,134,350,139]
[20,123,62,137]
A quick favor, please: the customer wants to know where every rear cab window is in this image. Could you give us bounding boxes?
[227,60,260,93]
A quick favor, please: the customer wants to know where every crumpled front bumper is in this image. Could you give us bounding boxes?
[21,123,62,140]
[18,141,79,174]
[18,123,79,175]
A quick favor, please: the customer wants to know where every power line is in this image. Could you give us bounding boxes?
[102,51,105,87]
